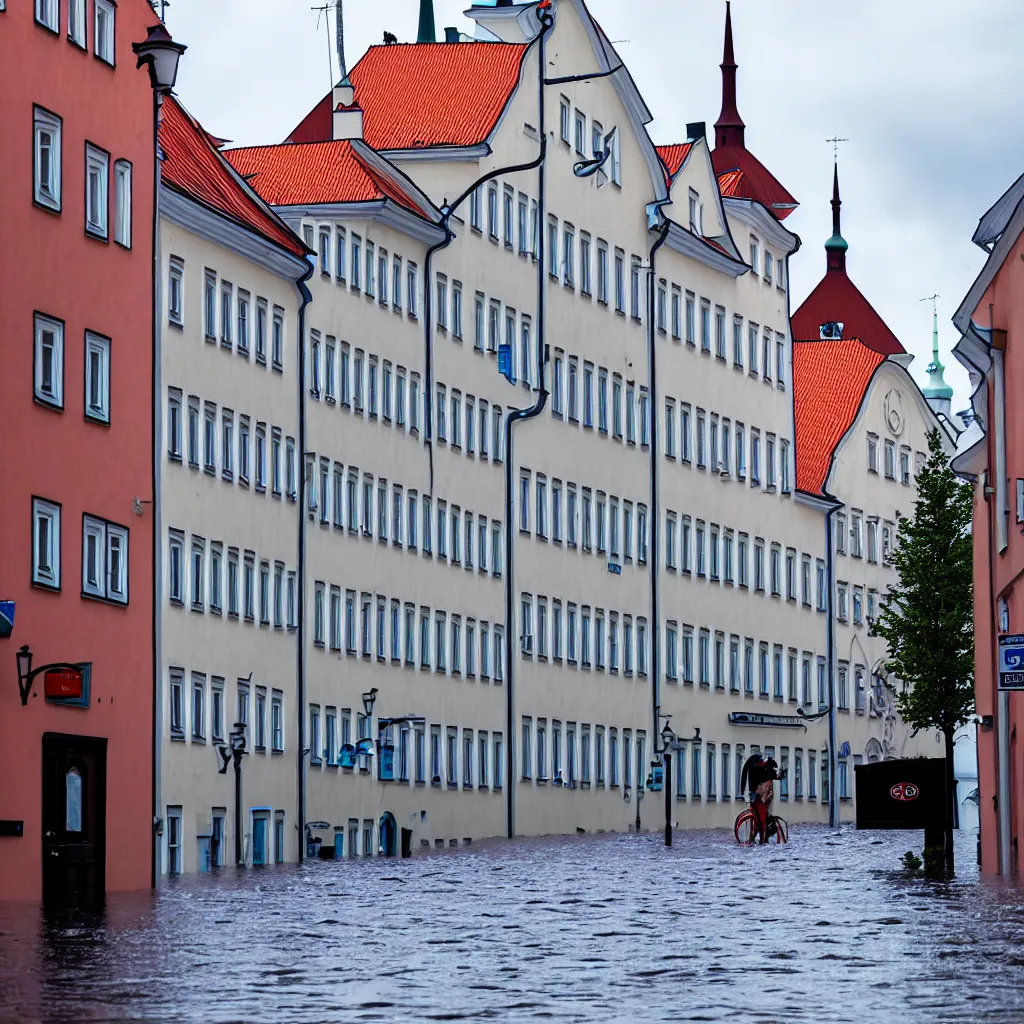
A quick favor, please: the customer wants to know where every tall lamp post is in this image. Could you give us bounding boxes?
[659,719,675,848]
[216,722,248,867]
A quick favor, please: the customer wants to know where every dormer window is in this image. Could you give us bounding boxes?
[559,96,570,145]
[688,190,700,234]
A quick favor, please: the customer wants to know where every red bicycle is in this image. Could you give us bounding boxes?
[734,806,788,845]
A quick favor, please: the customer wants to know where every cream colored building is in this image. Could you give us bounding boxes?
[156,0,947,870]
[155,98,311,874]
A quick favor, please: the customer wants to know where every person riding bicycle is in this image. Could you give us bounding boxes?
[740,752,783,844]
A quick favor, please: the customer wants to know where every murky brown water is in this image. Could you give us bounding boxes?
[0,826,1021,1023]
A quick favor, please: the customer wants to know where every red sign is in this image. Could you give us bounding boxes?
[890,782,920,802]
[44,668,83,699]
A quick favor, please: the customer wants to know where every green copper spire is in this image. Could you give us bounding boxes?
[923,302,953,401]
[417,0,436,43]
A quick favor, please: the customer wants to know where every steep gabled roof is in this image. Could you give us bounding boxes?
[159,97,307,259]
[224,139,435,221]
[656,142,694,187]
[711,147,798,219]
[793,338,885,498]
[791,272,905,355]
[286,42,529,150]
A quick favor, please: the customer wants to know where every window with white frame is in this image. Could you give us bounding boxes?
[82,514,128,603]
[32,498,61,589]
[113,160,131,247]
[36,0,59,31]
[68,0,86,46]
[34,313,64,408]
[84,332,110,423]
[85,143,109,238]
[33,106,62,211]
[94,0,115,64]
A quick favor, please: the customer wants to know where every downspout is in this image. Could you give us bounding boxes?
[295,260,314,862]
[504,2,554,839]
[825,504,840,828]
[646,213,670,744]
[151,90,164,889]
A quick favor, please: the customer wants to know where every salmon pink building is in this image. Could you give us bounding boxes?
[953,172,1024,876]
[0,0,164,905]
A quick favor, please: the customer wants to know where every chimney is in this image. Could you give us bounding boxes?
[332,100,363,141]
[444,26,460,43]
[686,121,706,142]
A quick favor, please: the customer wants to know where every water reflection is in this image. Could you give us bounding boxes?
[1,826,1022,1023]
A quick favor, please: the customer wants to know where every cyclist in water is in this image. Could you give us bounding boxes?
[740,752,783,844]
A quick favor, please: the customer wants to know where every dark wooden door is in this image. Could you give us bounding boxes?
[41,733,107,909]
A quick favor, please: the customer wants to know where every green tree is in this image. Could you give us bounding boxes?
[871,426,974,871]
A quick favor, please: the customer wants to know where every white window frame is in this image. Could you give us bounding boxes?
[85,142,110,239]
[34,313,64,408]
[33,498,62,589]
[82,514,128,603]
[36,0,58,31]
[113,159,131,247]
[33,106,62,212]
[68,0,87,46]
[94,0,115,65]
[84,331,111,423]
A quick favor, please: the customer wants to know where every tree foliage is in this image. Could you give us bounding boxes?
[871,427,975,736]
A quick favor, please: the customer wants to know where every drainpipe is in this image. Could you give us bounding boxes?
[295,262,314,862]
[503,3,554,839]
[646,213,670,745]
[824,504,840,828]
[150,90,164,890]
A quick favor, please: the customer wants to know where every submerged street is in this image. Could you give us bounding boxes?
[0,827,1021,1024]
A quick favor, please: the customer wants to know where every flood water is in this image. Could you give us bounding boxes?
[1,826,1022,1023]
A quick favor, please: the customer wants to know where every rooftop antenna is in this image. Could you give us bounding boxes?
[311,2,341,93]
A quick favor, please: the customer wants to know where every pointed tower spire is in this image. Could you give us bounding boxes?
[335,0,349,86]
[825,161,849,273]
[714,2,745,149]
[417,0,436,43]
[922,296,953,412]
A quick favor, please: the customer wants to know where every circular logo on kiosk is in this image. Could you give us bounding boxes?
[890,782,919,802]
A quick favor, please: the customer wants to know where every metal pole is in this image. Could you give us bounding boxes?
[998,688,1011,876]
[234,754,243,867]
[664,752,672,847]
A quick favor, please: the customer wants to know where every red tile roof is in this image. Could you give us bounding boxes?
[224,140,432,220]
[656,142,694,186]
[712,145,797,220]
[159,98,306,259]
[793,338,885,497]
[790,270,906,355]
[286,42,529,150]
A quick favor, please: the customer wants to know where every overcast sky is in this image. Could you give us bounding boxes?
[167,0,1024,411]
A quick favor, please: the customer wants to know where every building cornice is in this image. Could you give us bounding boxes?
[722,196,799,254]
[271,199,447,247]
[382,143,492,164]
[664,221,747,278]
[160,184,310,281]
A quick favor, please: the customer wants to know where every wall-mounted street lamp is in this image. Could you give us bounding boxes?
[362,688,378,718]
[215,721,247,867]
[14,645,86,706]
[132,21,186,93]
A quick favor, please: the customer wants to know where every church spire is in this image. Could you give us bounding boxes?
[713,2,745,149]
[825,161,849,273]
[417,0,436,43]
[922,297,954,409]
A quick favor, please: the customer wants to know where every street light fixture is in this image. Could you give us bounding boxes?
[132,22,186,93]
[362,688,378,718]
[215,722,247,867]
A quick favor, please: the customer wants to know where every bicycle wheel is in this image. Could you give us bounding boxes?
[769,816,789,845]
[734,809,757,845]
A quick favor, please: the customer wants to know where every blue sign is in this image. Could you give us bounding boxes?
[498,344,514,384]
[839,741,851,758]
[607,562,622,576]
[0,601,14,640]
[647,763,664,792]
[998,633,1024,690]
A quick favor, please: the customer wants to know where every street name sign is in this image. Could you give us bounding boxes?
[998,633,1024,690]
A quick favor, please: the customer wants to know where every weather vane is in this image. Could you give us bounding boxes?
[920,293,940,314]
[826,136,849,160]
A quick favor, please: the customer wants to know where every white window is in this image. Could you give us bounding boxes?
[94,0,115,64]
[68,0,86,46]
[36,0,59,30]
[82,515,128,603]
[33,498,61,589]
[85,143,109,238]
[168,257,184,326]
[113,160,131,247]
[34,313,64,408]
[33,106,62,211]
[84,332,111,423]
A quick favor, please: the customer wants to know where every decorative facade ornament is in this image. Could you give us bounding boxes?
[884,388,905,437]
